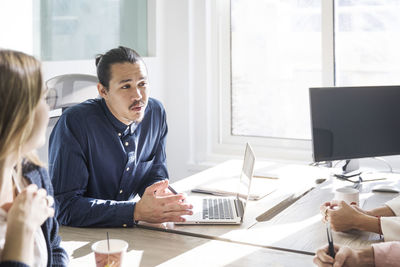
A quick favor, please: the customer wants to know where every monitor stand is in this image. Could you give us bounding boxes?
[342,159,360,174]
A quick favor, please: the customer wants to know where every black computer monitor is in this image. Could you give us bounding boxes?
[309,85,400,163]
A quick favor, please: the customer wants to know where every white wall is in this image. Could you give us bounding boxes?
[0,0,33,54]
[156,0,228,181]
[157,1,192,181]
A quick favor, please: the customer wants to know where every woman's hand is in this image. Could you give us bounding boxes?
[314,244,374,267]
[320,200,383,234]
[7,184,54,232]
[320,201,366,232]
[2,184,55,265]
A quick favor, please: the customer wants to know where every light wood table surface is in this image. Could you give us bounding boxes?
[137,160,327,252]
[138,160,400,254]
[246,173,400,252]
[59,226,314,267]
[60,160,400,266]
[141,161,326,238]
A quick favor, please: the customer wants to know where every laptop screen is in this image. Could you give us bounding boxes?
[237,143,256,215]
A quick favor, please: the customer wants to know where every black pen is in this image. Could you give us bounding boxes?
[168,185,178,195]
[326,222,335,258]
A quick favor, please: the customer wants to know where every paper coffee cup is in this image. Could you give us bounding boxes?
[334,187,359,206]
[92,239,128,267]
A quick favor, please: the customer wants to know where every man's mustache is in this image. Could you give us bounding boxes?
[129,100,145,109]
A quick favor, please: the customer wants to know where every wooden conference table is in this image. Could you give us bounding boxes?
[59,226,314,266]
[59,160,400,266]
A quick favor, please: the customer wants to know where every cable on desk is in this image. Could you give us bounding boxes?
[371,157,393,173]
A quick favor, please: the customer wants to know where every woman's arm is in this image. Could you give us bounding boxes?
[368,206,395,217]
[1,223,35,265]
[1,185,54,265]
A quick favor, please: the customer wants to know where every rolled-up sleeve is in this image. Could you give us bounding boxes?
[372,241,400,267]
[381,196,400,241]
[386,196,400,215]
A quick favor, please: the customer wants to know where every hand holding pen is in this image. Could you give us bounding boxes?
[313,223,338,266]
[168,185,178,195]
[135,180,192,223]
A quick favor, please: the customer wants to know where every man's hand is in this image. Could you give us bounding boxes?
[314,244,374,267]
[134,180,193,223]
[320,201,367,232]
[154,181,175,197]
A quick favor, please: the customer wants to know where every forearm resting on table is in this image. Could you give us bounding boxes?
[368,206,396,217]
[355,213,381,234]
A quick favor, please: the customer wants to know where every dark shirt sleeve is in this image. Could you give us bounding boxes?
[40,169,69,266]
[48,215,69,267]
[49,115,135,227]
[0,262,29,267]
[137,107,169,196]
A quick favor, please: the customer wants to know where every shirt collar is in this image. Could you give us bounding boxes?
[100,98,136,136]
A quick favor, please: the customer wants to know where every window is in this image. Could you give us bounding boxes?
[231,0,321,140]
[335,0,400,86]
[229,0,400,144]
[35,0,148,61]
[0,0,148,61]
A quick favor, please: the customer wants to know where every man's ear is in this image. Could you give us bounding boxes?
[97,83,108,99]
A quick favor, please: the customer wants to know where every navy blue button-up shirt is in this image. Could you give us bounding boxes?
[49,97,168,227]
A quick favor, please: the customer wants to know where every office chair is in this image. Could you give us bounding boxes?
[45,73,99,111]
[38,74,100,163]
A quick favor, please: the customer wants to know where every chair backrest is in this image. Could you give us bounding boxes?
[46,74,99,110]
[38,74,99,164]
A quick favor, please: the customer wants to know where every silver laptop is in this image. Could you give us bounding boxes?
[176,143,256,224]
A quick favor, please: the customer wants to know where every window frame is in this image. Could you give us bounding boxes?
[202,0,337,162]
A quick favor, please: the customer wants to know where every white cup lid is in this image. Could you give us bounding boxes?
[336,187,359,194]
[92,239,128,254]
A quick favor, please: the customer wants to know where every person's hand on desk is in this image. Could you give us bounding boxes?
[314,244,374,267]
[320,201,392,234]
[134,180,193,223]
[320,201,373,232]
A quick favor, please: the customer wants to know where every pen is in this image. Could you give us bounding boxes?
[169,185,187,203]
[168,185,178,195]
[326,222,335,258]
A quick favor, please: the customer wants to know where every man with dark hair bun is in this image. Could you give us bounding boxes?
[49,46,193,227]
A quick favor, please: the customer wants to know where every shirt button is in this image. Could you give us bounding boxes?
[126,167,130,171]
[123,224,127,227]
[118,133,122,137]
[119,189,123,194]
[125,141,129,146]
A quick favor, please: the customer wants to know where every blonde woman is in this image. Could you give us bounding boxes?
[0,50,68,266]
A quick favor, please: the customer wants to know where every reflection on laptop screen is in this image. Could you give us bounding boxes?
[238,143,255,213]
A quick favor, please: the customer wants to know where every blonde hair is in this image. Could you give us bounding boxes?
[0,49,44,183]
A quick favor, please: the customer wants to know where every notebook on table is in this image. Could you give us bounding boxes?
[176,143,256,225]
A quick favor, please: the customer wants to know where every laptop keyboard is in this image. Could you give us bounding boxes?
[202,198,234,220]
